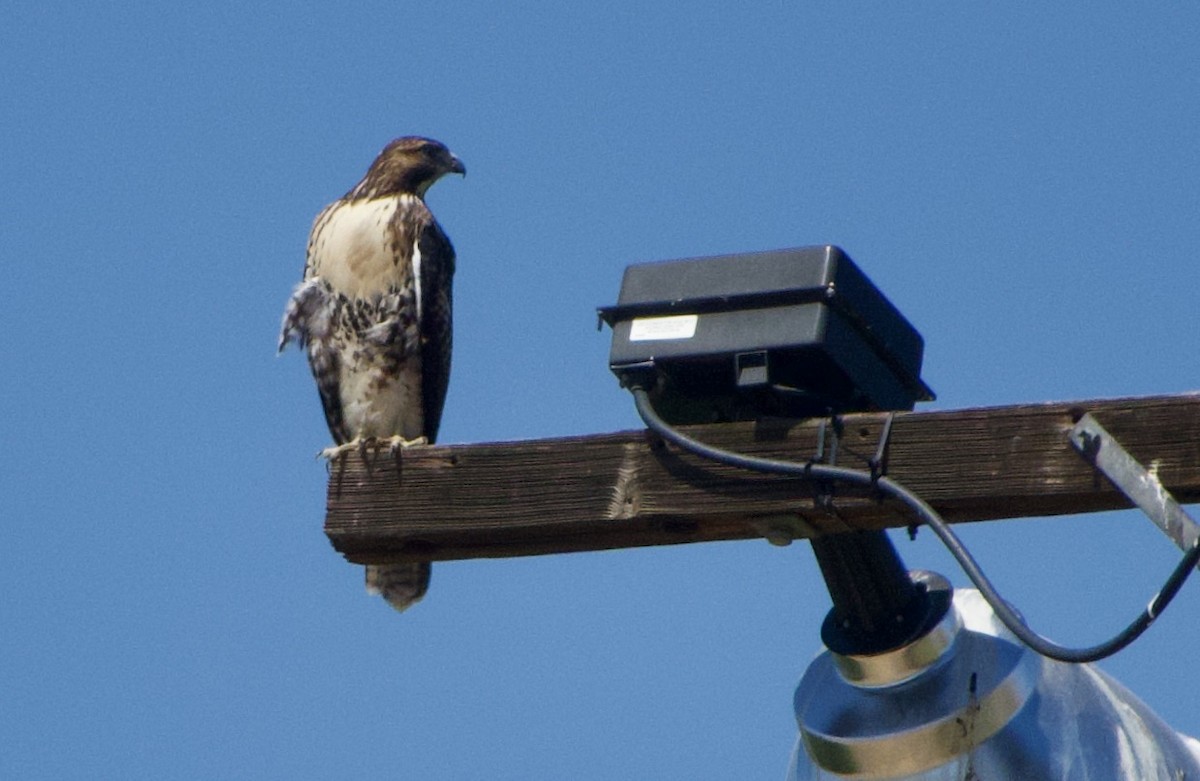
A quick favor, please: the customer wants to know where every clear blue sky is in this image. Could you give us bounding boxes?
[4,3,1199,778]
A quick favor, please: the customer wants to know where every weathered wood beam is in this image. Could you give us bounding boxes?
[324,393,1200,564]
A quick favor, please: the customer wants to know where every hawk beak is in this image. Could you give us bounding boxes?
[448,154,466,177]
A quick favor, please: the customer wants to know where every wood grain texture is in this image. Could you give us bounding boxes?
[324,393,1200,564]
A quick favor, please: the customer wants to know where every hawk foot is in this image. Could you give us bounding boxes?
[382,435,429,453]
[318,436,428,460]
[318,436,429,475]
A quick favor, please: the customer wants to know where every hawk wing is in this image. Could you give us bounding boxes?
[283,200,356,445]
[278,271,351,445]
[416,218,455,444]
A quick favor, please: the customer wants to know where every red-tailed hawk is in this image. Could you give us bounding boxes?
[279,136,465,612]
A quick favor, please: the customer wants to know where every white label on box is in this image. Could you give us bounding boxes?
[629,314,698,342]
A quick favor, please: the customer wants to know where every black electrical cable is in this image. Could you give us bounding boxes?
[632,386,1200,664]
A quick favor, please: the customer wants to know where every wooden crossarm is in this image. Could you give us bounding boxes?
[323,393,1200,564]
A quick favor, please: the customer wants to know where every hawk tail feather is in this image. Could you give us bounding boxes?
[366,562,432,612]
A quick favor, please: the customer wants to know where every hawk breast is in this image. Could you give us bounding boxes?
[308,196,414,300]
[305,194,429,443]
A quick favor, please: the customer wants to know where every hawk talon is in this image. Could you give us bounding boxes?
[319,439,364,462]
[383,435,429,453]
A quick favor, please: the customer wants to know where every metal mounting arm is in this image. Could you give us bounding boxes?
[1068,413,1200,564]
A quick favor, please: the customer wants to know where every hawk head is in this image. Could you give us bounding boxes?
[348,136,466,200]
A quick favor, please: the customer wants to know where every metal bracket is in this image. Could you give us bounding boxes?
[811,416,843,512]
[1068,413,1200,561]
[869,411,896,483]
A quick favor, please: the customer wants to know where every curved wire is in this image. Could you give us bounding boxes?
[632,387,1200,663]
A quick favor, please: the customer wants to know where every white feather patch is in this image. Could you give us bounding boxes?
[309,197,401,298]
[412,238,423,322]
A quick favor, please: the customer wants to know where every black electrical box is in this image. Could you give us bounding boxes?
[598,246,934,423]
